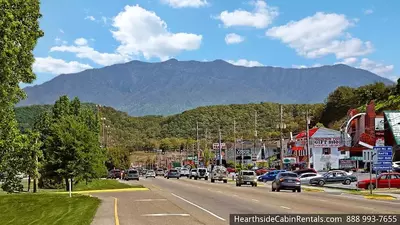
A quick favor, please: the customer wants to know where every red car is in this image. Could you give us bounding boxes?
[357,172,400,190]
[227,167,236,173]
[256,168,268,175]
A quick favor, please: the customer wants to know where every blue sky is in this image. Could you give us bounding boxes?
[29,0,399,86]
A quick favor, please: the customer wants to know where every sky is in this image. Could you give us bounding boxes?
[29,0,399,87]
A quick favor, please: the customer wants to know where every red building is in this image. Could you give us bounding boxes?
[340,101,399,162]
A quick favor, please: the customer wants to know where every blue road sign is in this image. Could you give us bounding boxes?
[373,146,393,171]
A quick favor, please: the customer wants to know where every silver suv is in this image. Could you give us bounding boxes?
[210,166,228,183]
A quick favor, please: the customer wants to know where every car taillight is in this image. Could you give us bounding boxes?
[279,178,284,182]
[296,178,300,182]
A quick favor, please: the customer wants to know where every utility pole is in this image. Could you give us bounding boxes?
[233,119,236,169]
[279,105,284,169]
[241,136,244,168]
[218,126,222,166]
[254,111,257,165]
[196,122,199,166]
[306,109,311,168]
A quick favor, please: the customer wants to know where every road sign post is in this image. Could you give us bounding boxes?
[372,146,393,193]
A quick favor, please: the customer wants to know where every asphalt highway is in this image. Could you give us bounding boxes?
[93,176,400,225]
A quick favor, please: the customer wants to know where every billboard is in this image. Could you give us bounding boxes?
[312,137,341,148]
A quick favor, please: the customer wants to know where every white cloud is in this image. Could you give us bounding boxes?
[101,16,108,24]
[85,15,96,21]
[55,37,67,45]
[226,59,264,67]
[266,12,374,59]
[292,64,322,69]
[59,29,64,34]
[358,58,394,76]
[33,57,93,75]
[336,57,358,65]
[74,38,88,46]
[364,9,374,15]
[217,0,278,29]
[50,44,130,66]
[161,0,209,8]
[225,33,245,44]
[111,5,202,60]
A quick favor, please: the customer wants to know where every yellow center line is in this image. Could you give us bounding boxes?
[114,198,120,225]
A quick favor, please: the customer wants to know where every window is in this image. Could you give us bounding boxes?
[243,171,255,176]
[323,148,331,155]
[340,151,346,155]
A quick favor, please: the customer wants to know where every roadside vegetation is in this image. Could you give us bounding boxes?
[0,194,100,225]
[74,179,143,191]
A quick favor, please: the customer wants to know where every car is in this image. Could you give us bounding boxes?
[189,168,197,179]
[255,168,268,176]
[145,170,156,178]
[227,167,236,173]
[180,168,190,177]
[164,170,169,178]
[236,170,257,187]
[156,169,164,176]
[210,165,228,183]
[272,172,301,192]
[167,169,180,179]
[194,168,208,180]
[393,161,400,173]
[108,169,122,179]
[357,172,400,190]
[140,169,147,176]
[257,170,286,182]
[298,172,322,184]
[310,171,357,186]
[293,168,317,176]
[125,169,139,181]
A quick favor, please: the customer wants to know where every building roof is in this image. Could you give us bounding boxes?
[384,111,400,145]
[295,127,341,139]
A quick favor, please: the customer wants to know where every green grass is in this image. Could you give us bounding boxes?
[0,193,100,225]
[74,179,143,191]
[346,190,394,198]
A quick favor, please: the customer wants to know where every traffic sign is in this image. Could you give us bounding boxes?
[213,143,226,150]
[373,146,393,171]
[350,156,363,161]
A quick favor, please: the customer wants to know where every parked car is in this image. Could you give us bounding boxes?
[255,168,268,176]
[299,172,322,184]
[189,168,197,179]
[272,172,301,192]
[167,169,180,179]
[236,170,257,187]
[293,168,317,176]
[125,169,139,181]
[393,162,400,173]
[180,168,190,177]
[164,170,169,178]
[257,170,286,182]
[194,168,208,180]
[357,172,400,190]
[227,167,236,173]
[108,169,122,179]
[140,169,147,176]
[310,171,357,186]
[146,170,156,178]
[156,169,164,176]
[210,166,228,183]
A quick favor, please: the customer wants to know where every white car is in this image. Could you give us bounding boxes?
[299,172,323,184]
[180,168,190,177]
[189,168,197,179]
[393,161,400,172]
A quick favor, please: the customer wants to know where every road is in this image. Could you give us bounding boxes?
[92,176,400,225]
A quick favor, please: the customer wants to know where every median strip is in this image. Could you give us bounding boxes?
[57,187,149,194]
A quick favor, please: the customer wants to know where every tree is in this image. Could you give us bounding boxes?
[0,0,44,193]
[21,130,43,192]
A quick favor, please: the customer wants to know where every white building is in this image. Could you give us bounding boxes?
[293,127,350,171]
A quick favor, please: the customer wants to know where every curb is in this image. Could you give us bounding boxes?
[57,188,149,194]
[303,188,325,192]
[364,195,396,200]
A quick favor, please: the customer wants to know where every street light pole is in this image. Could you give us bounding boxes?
[196,122,199,166]
[306,109,311,168]
[218,126,222,166]
[234,119,236,169]
[279,105,284,169]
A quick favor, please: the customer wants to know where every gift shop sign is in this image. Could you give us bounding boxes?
[312,137,341,148]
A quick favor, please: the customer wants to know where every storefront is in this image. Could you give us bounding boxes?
[293,127,350,171]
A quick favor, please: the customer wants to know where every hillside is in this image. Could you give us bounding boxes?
[15,101,324,151]
[18,59,393,116]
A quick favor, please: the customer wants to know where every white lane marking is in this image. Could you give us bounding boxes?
[316,199,327,202]
[233,194,238,197]
[135,199,167,202]
[171,193,226,221]
[280,206,291,210]
[142,214,190,217]
[216,190,222,193]
[252,199,259,202]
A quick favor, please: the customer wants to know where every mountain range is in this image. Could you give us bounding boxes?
[19,59,393,116]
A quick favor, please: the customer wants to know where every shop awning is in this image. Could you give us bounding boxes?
[384,111,400,145]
